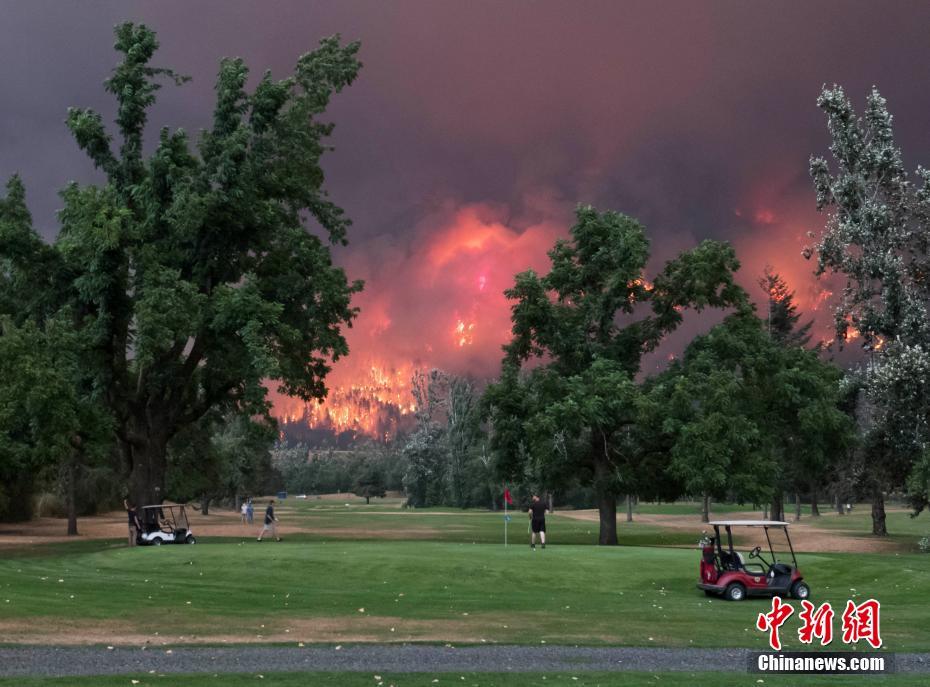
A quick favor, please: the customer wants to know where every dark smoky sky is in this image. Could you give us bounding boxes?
[4,1,930,395]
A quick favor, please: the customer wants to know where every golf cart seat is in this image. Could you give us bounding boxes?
[719,550,741,570]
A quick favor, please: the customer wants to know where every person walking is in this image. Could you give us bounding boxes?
[257,499,281,542]
[240,500,248,524]
[124,499,141,547]
[528,494,549,550]
[246,498,254,525]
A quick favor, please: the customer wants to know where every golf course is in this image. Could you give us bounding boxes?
[2,497,929,685]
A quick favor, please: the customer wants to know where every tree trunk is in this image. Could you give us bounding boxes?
[366,495,370,505]
[626,494,633,523]
[810,484,820,517]
[125,432,169,508]
[794,492,801,522]
[770,492,784,522]
[66,454,78,537]
[871,489,887,536]
[702,494,710,523]
[200,494,211,516]
[597,490,618,545]
[593,442,618,545]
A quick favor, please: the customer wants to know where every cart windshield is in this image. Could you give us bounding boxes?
[141,506,174,534]
[708,521,799,569]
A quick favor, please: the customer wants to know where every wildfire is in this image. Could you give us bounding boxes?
[274,362,418,441]
[627,276,655,304]
[811,288,833,311]
[628,276,654,291]
[455,319,476,347]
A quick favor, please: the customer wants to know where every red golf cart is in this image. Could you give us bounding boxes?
[697,520,810,601]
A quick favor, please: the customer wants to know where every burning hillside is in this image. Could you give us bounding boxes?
[273,195,860,444]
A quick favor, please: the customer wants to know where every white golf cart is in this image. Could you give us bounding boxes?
[137,504,196,545]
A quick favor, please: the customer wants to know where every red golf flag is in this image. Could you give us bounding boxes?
[503,488,513,505]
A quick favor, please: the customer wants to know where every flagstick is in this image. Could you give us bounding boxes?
[504,492,508,547]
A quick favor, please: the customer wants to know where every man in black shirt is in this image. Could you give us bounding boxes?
[528,494,549,550]
[257,499,281,542]
[124,499,140,547]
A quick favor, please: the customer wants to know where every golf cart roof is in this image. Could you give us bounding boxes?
[708,520,789,527]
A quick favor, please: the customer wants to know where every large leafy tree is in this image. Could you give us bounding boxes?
[808,86,930,533]
[485,205,746,544]
[0,23,363,507]
[402,369,487,508]
[166,411,278,514]
[652,313,853,523]
[1,179,111,529]
[0,315,111,528]
[757,269,818,519]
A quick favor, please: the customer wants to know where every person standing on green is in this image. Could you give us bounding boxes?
[124,499,141,547]
[257,499,281,542]
[528,494,549,550]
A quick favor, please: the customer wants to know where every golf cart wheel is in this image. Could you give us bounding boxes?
[151,537,163,546]
[791,581,810,600]
[724,583,746,601]
[186,535,196,545]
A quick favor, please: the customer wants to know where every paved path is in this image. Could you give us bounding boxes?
[1,646,927,677]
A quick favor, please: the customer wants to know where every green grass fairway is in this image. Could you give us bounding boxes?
[0,672,924,687]
[2,541,927,651]
[800,508,930,540]
[277,508,696,547]
[240,497,930,552]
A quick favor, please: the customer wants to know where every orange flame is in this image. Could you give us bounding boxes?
[455,319,476,347]
[274,361,418,441]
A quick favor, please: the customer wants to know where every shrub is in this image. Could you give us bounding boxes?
[33,492,65,518]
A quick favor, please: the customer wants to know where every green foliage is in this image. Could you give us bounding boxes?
[0,22,364,506]
[165,413,278,507]
[353,461,387,503]
[486,205,747,542]
[759,268,813,348]
[809,86,930,519]
[275,445,406,496]
[402,370,492,508]
[0,315,111,521]
[654,313,854,507]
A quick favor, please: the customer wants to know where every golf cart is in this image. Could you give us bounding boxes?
[137,504,196,545]
[697,520,809,601]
